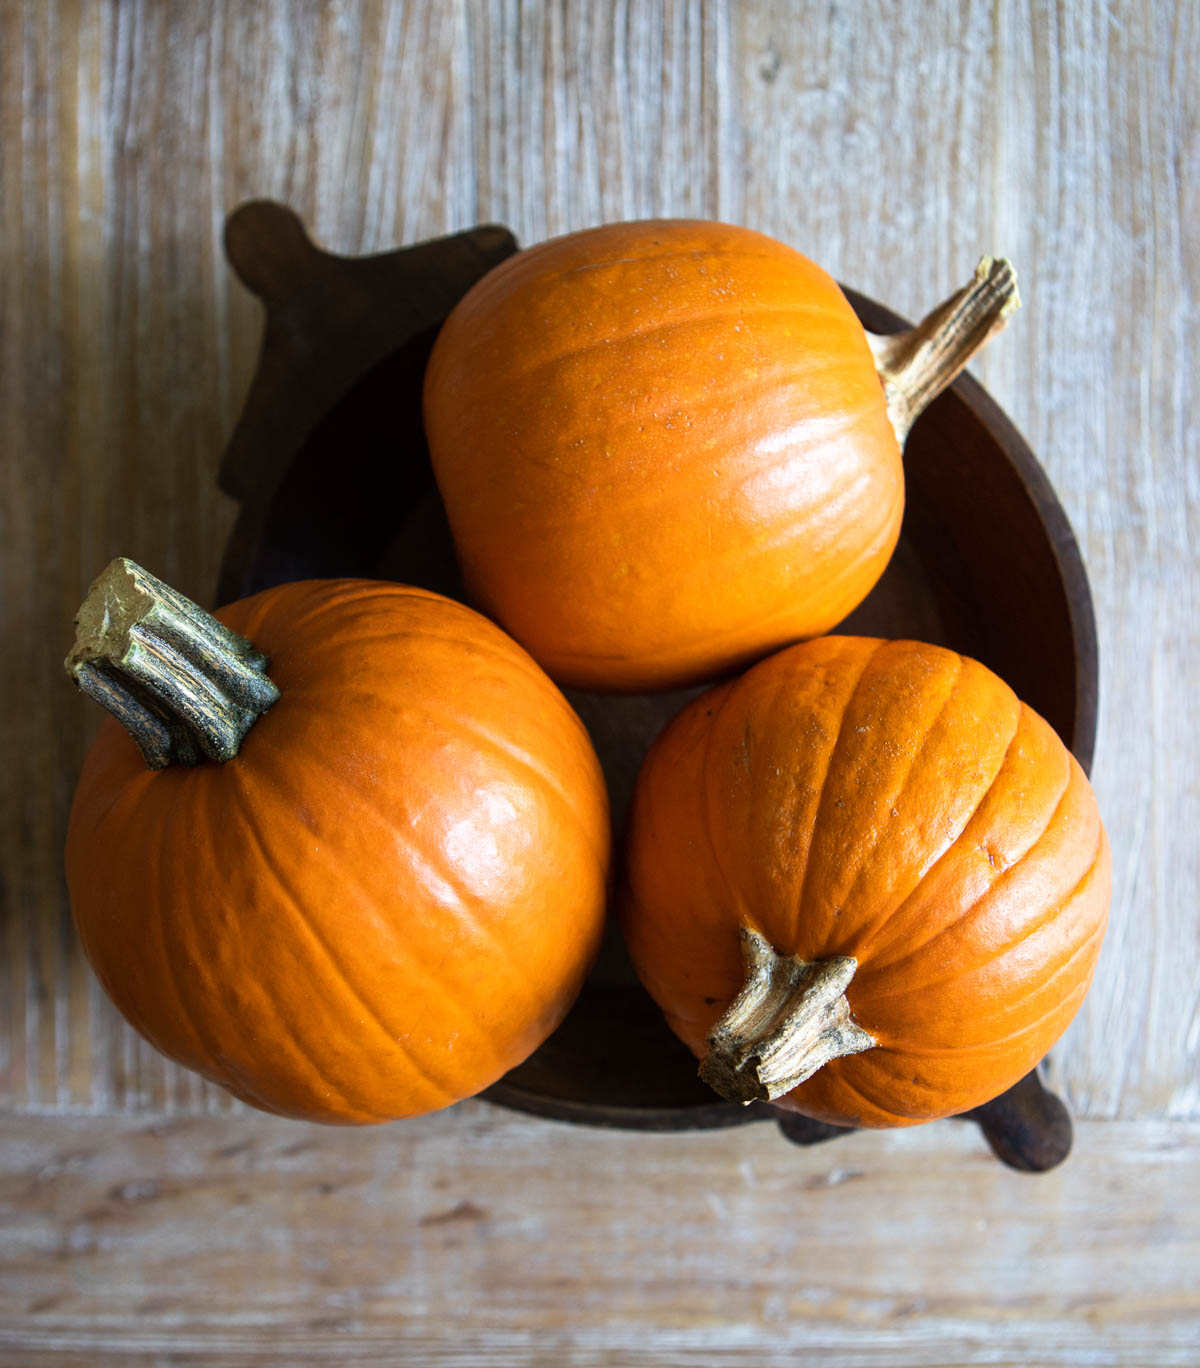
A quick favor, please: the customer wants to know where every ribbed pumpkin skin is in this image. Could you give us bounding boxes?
[423,220,903,692]
[65,580,610,1124]
[621,637,1110,1127]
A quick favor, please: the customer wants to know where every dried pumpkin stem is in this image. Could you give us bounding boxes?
[65,557,279,770]
[699,927,876,1105]
[867,256,1020,445]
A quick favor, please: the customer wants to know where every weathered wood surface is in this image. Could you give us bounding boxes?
[1,1107,1198,1366]
[2,0,1198,1362]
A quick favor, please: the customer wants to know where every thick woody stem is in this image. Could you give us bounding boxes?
[65,558,279,769]
[700,927,876,1105]
[867,256,1020,445]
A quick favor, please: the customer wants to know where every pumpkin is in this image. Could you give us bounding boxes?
[64,559,610,1124]
[423,219,1017,691]
[620,636,1110,1127]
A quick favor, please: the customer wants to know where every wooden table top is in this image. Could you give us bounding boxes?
[3,2,1197,1363]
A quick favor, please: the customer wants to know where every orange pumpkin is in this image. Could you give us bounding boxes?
[620,636,1110,1127]
[423,219,1016,691]
[65,560,610,1123]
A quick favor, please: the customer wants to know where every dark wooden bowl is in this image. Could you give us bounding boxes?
[217,203,1097,1172]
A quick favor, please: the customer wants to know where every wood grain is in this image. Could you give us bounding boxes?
[1,1106,1198,1366]
[1,0,1198,1361]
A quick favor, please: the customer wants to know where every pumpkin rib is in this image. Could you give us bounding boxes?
[442,708,609,875]
[184,766,336,1116]
[238,584,606,893]
[455,374,887,537]
[814,1057,915,1128]
[231,771,456,1115]
[303,755,551,1084]
[702,432,890,540]
[584,514,893,681]
[423,631,574,696]
[837,656,1018,957]
[295,625,561,699]
[815,650,967,945]
[882,914,1105,1062]
[390,821,547,1042]
[318,683,594,845]
[833,1053,959,1123]
[459,240,812,311]
[146,784,238,1091]
[860,768,1091,998]
[791,639,893,939]
[252,754,520,1106]
[457,368,885,510]
[699,683,754,928]
[159,777,344,1120]
[663,1006,720,1037]
[698,641,854,947]
[482,299,848,392]
[831,899,1106,1123]
[307,742,556,1013]
[454,383,886,547]
[296,688,601,872]
[392,698,576,829]
[522,560,859,680]
[844,673,1023,962]
[248,583,455,658]
[243,874,446,1119]
[859,717,1074,974]
[858,843,1107,1062]
[739,653,818,930]
[939,836,1109,1033]
[230,579,361,645]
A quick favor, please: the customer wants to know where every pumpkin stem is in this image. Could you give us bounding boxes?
[699,927,876,1104]
[867,256,1020,445]
[65,558,279,770]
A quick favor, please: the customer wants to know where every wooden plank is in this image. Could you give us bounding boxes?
[0,1106,1198,1365]
[1,0,1197,1124]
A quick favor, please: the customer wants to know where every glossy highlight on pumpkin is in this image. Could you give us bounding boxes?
[65,579,611,1124]
[423,219,904,691]
[620,636,1111,1127]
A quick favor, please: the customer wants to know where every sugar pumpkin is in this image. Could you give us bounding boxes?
[64,559,610,1123]
[423,219,1017,691]
[620,636,1110,1127]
